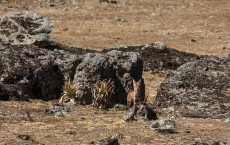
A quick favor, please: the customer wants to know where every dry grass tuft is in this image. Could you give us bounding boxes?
[59,79,77,104]
[92,79,114,110]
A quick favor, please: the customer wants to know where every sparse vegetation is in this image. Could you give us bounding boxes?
[92,79,114,110]
[59,79,77,104]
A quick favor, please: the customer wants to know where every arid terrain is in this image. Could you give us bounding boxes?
[0,0,230,144]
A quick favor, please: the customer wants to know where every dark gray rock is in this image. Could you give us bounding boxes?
[45,104,71,117]
[150,119,177,134]
[135,102,158,120]
[96,136,119,145]
[113,104,128,111]
[54,48,82,80]
[103,42,201,72]
[0,11,53,47]
[0,41,143,104]
[0,44,64,100]
[74,53,114,105]
[74,50,143,105]
[156,56,230,120]
[0,11,145,104]
[213,142,230,145]
[16,134,33,142]
[123,102,157,121]
[99,0,117,4]
[106,50,144,104]
[123,111,136,121]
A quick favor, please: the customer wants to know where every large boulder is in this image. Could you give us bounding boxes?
[74,53,114,105]
[0,11,52,47]
[105,50,144,104]
[0,41,99,101]
[103,42,201,72]
[73,50,143,105]
[156,56,230,120]
[0,43,64,100]
[0,11,145,105]
[54,48,82,80]
[0,11,94,100]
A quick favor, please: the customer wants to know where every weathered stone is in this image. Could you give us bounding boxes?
[150,119,177,134]
[0,11,53,47]
[156,56,230,120]
[192,142,208,145]
[135,102,157,120]
[106,50,144,103]
[113,104,128,111]
[96,136,119,145]
[74,53,114,105]
[16,134,33,142]
[123,111,136,121]
[54,48,82,80]
[123,102,157,121]
[73,50,143,105]
[103,42,201,72]
[45,104,71,117]
[0,44,64,100]
[99,0,117,4]
[213,141,230,145]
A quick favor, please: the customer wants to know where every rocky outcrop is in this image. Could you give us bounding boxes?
[103,42,201,72]
[0,44,64,100]
[106,50,143,103]
[0,11,52,47]
[0,11,143,105]
[156,56,230,120]
[0,11,97,101]
[54,48,82,80]
[74,50,143,105]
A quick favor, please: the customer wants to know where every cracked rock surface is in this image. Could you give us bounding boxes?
[156,56,230,120]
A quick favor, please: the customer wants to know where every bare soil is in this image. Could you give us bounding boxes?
[0,0,230,144]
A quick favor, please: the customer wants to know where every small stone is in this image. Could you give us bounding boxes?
[16,134,33,142]
[100,0,117,4]
[213,141,229,145]
[223,118,230,123]
[150,12,159,16]
[44,109,55,115]
[55,111,63,117]
[63,7,68,11]
[191,39,197,43]
[96,136,119,145]
[192,142,208,145]
[123,112,136,121]
[65,130,76,135]
[150,119,177,134]
[89,141,95,144]
[113,104,128,111]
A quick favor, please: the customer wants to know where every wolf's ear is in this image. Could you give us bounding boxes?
[138,78,142,84]
[133,79,136,84]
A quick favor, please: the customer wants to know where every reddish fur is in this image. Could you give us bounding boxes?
[127,79,142,108]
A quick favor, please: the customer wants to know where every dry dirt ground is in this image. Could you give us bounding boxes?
[0,0,230,144]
